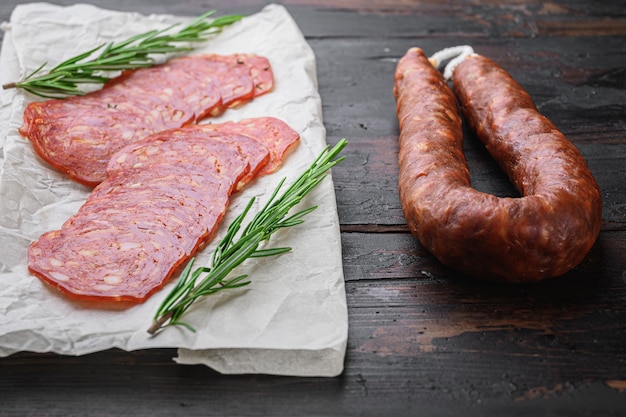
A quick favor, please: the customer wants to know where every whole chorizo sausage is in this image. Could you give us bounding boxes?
[394,47,602,283]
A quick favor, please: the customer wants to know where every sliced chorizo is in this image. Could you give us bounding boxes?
[198,117,300,176]
[19,54,274,187]
[28,164,232,302]
[106,129,269,193]
[27,116,300,302]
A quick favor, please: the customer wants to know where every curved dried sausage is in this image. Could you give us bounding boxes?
[394,47,601,283]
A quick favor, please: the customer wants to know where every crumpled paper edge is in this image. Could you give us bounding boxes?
[176,346,346,377]
[0,3,348,377]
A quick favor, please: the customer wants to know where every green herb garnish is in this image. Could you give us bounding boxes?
[2,11,243,98]
[148,139,348,335]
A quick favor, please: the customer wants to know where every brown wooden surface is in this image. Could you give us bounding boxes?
[1,1,625,416]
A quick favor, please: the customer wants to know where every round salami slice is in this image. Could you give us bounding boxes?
[87,163,231,228]
[199,117,300,175]
[28,164,232,302]
[27,115,300,303]
[19,54,274,187]
[238,54,274,97]
[166,54,256,111]
[106,128,271,192]
[65,192,211,258]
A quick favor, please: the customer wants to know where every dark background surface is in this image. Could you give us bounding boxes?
[1,1,625,416]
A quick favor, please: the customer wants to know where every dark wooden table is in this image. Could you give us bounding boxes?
[1,1,625,416]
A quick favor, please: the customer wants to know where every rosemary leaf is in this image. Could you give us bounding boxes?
[49,45,105,71]
[3,10,244,98]
[147,139,348,335]
[249,247,292,258]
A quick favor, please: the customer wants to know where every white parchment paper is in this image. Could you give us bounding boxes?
[0,3,348,377]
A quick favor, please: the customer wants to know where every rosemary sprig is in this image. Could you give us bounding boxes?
[2,11,243,98]
[148,139,348,335]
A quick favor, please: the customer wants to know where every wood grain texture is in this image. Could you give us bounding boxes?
[1,0,625,416]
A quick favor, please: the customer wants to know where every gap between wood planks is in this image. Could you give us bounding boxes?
[340,224,410,233]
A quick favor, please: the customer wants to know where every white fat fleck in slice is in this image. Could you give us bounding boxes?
[168,216,186,226]
[103,274,123,285]
[65,260,79,268]
[114,153,128,164]
[68,127,104,146]
[119,241,141,251]
[78,249,97,257]
[121,129,134,140]
[49,257,64,267]
[148,108,161,122]
[49,271,70,282]
[94,284,114,291]
[171,110,184,122]
[200,97,215,108]
[151,240,162,251]
[67,125,92,135]
[145,145,160,156]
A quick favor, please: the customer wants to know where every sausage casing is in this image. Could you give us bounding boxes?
[394,48,602,283]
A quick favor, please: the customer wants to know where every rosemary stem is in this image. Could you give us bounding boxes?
[147,311,174,335]
[8,10,243,98]
[147,139,348,336]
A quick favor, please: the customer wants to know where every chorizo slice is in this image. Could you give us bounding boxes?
[165,54,257,112]
[105,116,301,190]
[106,129,270,193]
[27,116,301,302]
[28,164,232,302]
[394,47,601,283]
[19,54,274,187]
[199,117,300,175]
[237,54,274,97]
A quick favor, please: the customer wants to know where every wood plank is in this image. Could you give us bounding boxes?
[341,229,626,282]
[313,35,626,228]
[286,1,626,38]
[339,229,626,414]
[0,1,625,416]
[2,1,626,44]
[1,231,625,415]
